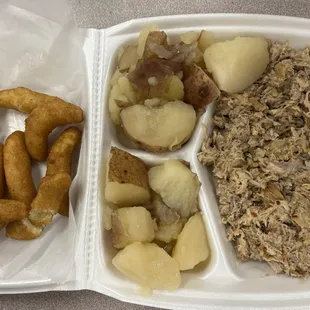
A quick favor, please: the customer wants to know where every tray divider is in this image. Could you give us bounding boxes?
[83,28,106,286]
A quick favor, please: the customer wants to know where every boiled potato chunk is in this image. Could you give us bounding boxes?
[143,31,169,59]
[180,31,200,45]
[120,101,196,152]
[152,192,179,225]
[148,160,200,218]
[184,63,220,109]
[105,147,151,206]
[118,75,137,104]
[155,220,183,243]
[198,30,215,52]
[137,24,159,57]
[118,46,139,71]
[112,242,181,290]
[111,207,155,249]
[110,69,125,86]
[172,213,210,271]
[204,36,269,93]
[108,84,129,125]
[162,75,184,101]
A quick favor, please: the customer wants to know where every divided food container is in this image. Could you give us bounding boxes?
[2,13,310,310]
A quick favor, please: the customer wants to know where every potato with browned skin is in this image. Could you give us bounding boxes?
[0,87,68,114]
[25,101,84,161]
[4,131,37,205]
[105,147,151,206]
[46,127,82,216]
[29,173,71,227]
[137,24,159,57]
[143,31,169,59]
[183,63,220,109]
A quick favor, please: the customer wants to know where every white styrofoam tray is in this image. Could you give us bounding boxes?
[2,13,310,310]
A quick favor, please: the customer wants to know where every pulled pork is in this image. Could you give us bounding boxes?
[198,41,310,277]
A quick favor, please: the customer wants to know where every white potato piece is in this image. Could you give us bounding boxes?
[105,147,151,206]
[110,69,125,87]
[180,31,200,45]
[118,46,139,71]
[118,75,137,104]
[120,101,196,152]
[112,242,181,290]
[111,207,155,249]
[155,220,183,243]
[148,160,200,218]
[204,36,269,93]
[198,30,215,52]
[108,84,129,125]
[172,213,210,270]
[152,193,179,224]
[152,192,179,225]
[105,183,151,207]
[162,75,184,101]
[137,24,159,57]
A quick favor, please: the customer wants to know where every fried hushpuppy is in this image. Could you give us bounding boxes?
[4,131,36,205]
[46,127,82,216]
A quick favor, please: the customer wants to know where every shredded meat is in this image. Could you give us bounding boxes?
[198,41,310,277]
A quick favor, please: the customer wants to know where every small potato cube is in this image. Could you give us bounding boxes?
[172,212,210,270]
[111,207,155,249]
[162,75,184,101]
[198,30,215,52]
[105,147,151,207]
[112,242,181,290]
[155,220,183,243]
[137,24,159,57]
[118,46,139,71]
[118,75,137,104]
[180,31,200,45]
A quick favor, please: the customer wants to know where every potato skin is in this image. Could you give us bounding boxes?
[183,63,220,109]
[143,31,169,59]
[3,131,37,205]
[108,147,150,191]
[25,101,84,161]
